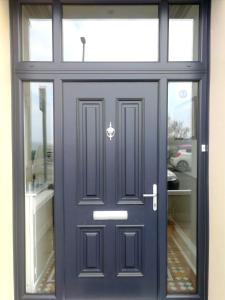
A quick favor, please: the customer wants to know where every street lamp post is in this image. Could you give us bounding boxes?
[80,37,86,62]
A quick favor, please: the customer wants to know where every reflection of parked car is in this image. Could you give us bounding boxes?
[178,144,192,152]
[170,150,192,172]
[167,169,179,190]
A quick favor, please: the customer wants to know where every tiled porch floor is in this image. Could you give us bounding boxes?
[36,236,196,294]
[167,235,196,293]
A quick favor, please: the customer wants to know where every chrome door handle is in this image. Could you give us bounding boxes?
[143,184,158,211]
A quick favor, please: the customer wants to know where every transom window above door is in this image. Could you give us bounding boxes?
[22,5,53,61]
[62,5,159,62]
[20,3,201,63]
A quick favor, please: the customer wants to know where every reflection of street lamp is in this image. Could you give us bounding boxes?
[80,37,86,62]
[39,87,47,183]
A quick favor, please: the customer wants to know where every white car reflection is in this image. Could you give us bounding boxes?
[170,150,192,172]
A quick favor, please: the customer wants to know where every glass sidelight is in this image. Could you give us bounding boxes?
[167,82,198,294]
[23,82,55,294]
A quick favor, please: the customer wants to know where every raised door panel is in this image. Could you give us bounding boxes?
[116,225,144,277]
[78,226,105,277]
[77,99,104,205]
[117,100,143,204]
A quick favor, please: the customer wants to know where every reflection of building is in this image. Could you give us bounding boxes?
[25,189,54,293]
[24,83,55,293]
[32,144,54,190]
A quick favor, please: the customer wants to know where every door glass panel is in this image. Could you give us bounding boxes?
[62,5,159,62]
[22,5,52,61]
[169,5,199,61]
[24,82,55,294]
[167,82,198,294]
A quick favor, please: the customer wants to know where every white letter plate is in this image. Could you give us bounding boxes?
[93,211,128,221]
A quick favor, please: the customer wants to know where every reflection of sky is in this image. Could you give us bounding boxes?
[29,20,52,61]
[168,82,194,137]
[28,17,195,62]
[169,19,194,61]
[30,83,53,147]
[63,19,159,61]
[27,16,195,139]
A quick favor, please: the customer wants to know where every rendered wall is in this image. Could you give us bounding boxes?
[0,0,14,300]
[208,0,225,299]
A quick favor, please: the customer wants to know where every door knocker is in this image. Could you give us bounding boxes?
[106,122,115,141]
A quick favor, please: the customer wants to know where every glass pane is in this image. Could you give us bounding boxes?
[169,5,199,61]
[63,5,159,62]
[24,82,55,294]
[22,5,52,61]
[167,82,198,294]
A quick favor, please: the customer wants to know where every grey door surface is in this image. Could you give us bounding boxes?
[63,82,158,300]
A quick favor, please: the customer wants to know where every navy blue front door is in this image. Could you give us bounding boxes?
[63,82,158,300]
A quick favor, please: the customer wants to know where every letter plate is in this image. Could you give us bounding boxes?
[93,211,128,221]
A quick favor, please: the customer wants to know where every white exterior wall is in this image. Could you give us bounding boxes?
[208,0,225,299]
[0,0,14,299]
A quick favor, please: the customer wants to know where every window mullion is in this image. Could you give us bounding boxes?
[159,0,169,63]
[53,0,62,63]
